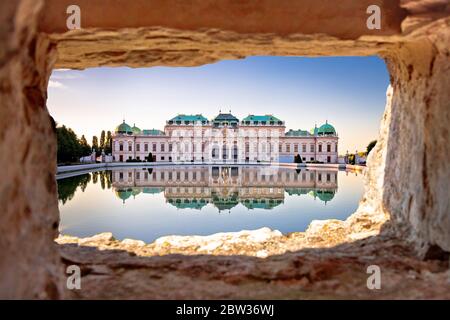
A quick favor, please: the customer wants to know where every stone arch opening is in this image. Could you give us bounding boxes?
[0,0,448,299]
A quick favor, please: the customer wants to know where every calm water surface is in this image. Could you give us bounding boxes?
[57,165,364,243]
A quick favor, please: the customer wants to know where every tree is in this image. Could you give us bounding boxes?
[56,125,82,163]
[294,154,303,163]
[79,135,91,156]
[99,130,106,151]
[146,152,154,162]
[366,140,377,155]
[92,135,99,155]
[105,130,112,154]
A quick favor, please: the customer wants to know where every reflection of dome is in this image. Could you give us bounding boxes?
[115,188,133,203]
[212,192,238,211]
[115,120,132,134]
[131,124,141,135]
[317,121,336,136]
[131,187,141,197]
[309,189,335,203]
[316,190,335,202]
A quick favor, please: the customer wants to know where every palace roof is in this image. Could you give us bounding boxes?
[213,113,239,122]
[142,129,164,136]
[242,114,282,123]
[285,129,311,137]
[168,114,208,124]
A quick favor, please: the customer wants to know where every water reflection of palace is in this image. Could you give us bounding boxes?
[112,166,338,210]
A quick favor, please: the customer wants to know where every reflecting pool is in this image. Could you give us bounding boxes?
[57,165,364,243]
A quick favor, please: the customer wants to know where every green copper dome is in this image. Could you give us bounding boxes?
[131,124,141,135]
[317,121,336,135]
[115,120,132,134]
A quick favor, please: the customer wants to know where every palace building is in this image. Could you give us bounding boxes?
[112,112,338,163]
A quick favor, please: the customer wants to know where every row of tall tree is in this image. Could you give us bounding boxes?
[56,124,112,164]
[92,130,112,156]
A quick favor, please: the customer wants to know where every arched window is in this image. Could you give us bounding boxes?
[233,145,238,160]
[212,145,219,159]
[222,144,228,159]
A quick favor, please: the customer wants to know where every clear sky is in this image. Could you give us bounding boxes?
[48,56,389,154]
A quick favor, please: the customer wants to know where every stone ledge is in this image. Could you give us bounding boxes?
[56,207,388,258]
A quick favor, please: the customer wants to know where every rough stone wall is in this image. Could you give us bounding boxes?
[0,0,448,299]
[382,24,450,257]
[354,12,450,257]
[0,0,63,298]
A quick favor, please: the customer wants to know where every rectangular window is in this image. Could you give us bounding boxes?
[302,144,306,153]
[169,144,173,152]
[128,144,132,152]
[161,156,165,161]
[119,144,123,151]
[310,144,314,152]
[136,156,140,160]
[319,144,322,152]
[161,172,165,180]
[144,144,148,152]
[152,143,157,152]
[136,144,140,152]
[294,144,298,153]
[136,172,140,179]
[144,172,148,180]
[327,144,331,152]
[279,144,282,152]
[286,144,290,152]
[161,143,165,152]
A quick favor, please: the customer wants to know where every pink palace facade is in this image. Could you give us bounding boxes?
[112,112,339,164]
